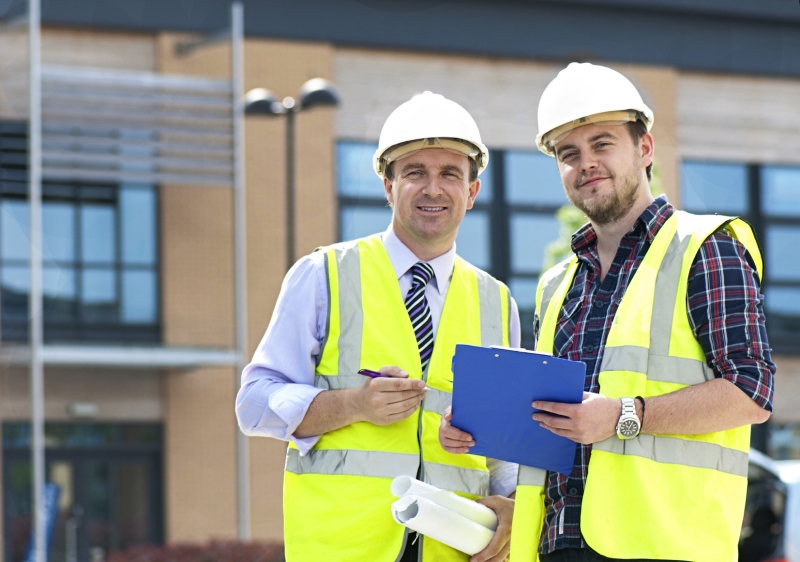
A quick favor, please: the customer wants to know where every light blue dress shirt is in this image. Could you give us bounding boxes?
[236,225,520,496]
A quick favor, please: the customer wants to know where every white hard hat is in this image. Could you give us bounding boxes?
[536,62,654,156]
[373,91,489,178]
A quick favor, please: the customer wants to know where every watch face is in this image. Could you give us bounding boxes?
[618,419,640,438]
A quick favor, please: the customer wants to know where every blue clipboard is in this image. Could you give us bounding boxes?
[450,344,586,475]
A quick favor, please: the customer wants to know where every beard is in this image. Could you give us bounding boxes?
[565,158,642,226]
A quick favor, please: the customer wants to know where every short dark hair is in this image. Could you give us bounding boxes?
[626,120,653,181]
[385,156,479,182]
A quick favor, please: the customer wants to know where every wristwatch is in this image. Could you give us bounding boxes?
[616,397,641,439]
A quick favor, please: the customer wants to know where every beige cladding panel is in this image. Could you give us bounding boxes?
[0,27,155,119]
[771,357,800,424]
[157,34,335,543]
[335,49,679,203]
[678,72,800,165]
[0,367,162,421]
[164,367,238,541]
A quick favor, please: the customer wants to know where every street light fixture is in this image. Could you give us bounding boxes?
[245,78,340,272]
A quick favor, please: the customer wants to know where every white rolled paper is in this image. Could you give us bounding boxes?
[392,495,495,556]
[391,475,498,530]
[390,476,498,555]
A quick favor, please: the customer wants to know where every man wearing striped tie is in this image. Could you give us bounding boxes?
[236,92,519,562]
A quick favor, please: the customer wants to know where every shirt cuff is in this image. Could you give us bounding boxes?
[487,458,519,497]
[268,383,326,455]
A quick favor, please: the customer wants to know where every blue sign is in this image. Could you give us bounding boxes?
[25,483,61,562]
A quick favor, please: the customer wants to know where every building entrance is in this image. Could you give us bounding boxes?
[2,423,163,562]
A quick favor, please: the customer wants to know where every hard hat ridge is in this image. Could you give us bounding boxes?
[374,91,489,178]
[536,62,654,156]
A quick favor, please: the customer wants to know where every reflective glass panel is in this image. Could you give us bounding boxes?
[120,185,156,265]
[43,266,76,322]
[509,277,539,313]
[1,200,30,260]
[340,206,392,242]
[81,204,116,264]
[43,203,75,262]
[681,161,747,213]
[762,166,800,217]
[510,213,562,274]
[505,151,564,206]
[456,211,490,270]
[337,142,385,199]
[477,155,492,202]
[43,266,76,299]
[121,270,157,323]
[82,268,117,323]
[766,226,800,281]
[1,265,30,327]
[765,287,800,316]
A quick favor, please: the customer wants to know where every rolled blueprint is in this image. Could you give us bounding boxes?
[392,495,495,556]
[391,475,498,530]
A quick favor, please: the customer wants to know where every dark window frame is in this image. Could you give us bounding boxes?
[682,159,800,355]
[0,121,161,344]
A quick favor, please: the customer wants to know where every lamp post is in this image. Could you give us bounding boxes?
[244,79,340,272]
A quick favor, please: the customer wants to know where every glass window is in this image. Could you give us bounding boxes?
[43,203,75,262]
[81,205,115,264]
[766,226,800,281]
[765,287,800,316]
[120,185,156,266]
[477,155,492,202]
[337,141,385,199]
[510,214,561,274]
[456,211,490,271]
[762,166,800,217]
[505,151,564,206]
[0,180,159,341]
[681,161,747,214]
[122,270,157,323]
[340,206,392,242]
[509,277,539,313]
[1,200,29,260]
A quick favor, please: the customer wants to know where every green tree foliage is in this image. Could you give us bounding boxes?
[543,162,664,270]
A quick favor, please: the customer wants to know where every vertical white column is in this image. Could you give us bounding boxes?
[231,1,250,542]
[28,0,46,561]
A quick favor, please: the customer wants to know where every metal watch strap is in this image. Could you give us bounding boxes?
[621,396,636,417]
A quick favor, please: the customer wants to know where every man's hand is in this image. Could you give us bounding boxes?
[352,366,427,426]
[533,392,620,444]
[470,495,514,562]
[439,406,475,453]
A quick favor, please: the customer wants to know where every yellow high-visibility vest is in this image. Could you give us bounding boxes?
[283,234,511,562]
[511,211,762,562]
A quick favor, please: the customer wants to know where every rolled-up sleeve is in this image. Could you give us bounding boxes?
[235,252,329,454]
[687,232,776,411]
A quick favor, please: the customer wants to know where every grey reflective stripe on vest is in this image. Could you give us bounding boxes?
[337,244,363,379]
[600,346,714,384]
[422,387,451,416]
[286,447,419,479]
[475,268,503,347]
[424,461,490,497]
[593,434,748,477]
[649,225,693,356]
[599,215,714,386]
[539,259,574,322]
[517,465,547,487]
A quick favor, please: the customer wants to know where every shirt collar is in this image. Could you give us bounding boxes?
[382,225,455,295]
[571,194,673,255]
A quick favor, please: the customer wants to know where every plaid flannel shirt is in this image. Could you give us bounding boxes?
[534,196,776,554]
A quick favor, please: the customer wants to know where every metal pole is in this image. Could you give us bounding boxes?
[231,1,250,541]
[285,109,295,271]
[28,0,46,560]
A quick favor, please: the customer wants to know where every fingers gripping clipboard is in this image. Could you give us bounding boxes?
[450,344,586,475]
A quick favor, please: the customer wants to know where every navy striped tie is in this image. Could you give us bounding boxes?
[405,262,436,372]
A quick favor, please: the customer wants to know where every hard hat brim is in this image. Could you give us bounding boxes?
[374,137,489,177]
